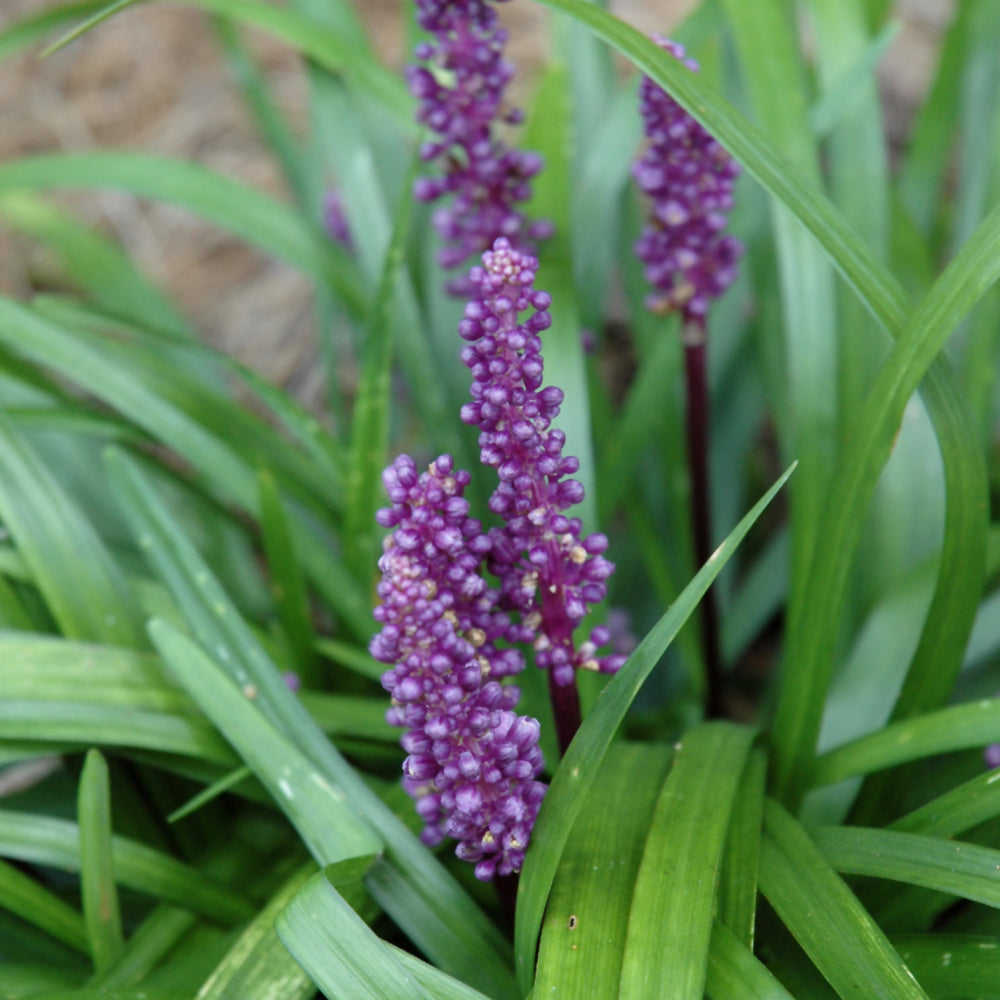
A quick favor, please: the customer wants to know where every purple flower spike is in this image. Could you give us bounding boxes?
[409,0,552,292]
[460,238,625,687]
[633,37,743,319]
[371,453,547,880]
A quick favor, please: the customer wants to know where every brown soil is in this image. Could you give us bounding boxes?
[0,0,953,406]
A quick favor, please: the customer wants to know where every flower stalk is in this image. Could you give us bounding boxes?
[633,36,742,716]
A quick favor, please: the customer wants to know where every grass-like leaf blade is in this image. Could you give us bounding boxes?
[0,811,254,925]
[533,743,672,999]
[619,723,755,1000]
[148,618,384,865]
[0,857,88,955]
[759,799,930,1000]
[276,866,493,1000]
[77,750,124,974]
[514,462,795,993]
[814,825,1000,910]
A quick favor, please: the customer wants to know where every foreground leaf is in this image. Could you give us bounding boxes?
[515,464,795,993]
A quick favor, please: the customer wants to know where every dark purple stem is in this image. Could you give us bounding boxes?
[683,316,724,718]
[548,666,582,755]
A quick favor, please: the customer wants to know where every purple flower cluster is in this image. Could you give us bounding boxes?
[371,453,546,881]
[408,0,551,292]
[633,37,743,319]
[459,238,624,686]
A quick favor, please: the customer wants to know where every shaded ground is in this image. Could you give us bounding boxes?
[0,0,953,406]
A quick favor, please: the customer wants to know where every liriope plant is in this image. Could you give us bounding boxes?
[0,1,999,999]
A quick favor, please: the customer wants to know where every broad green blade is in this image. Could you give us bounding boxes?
[0,857,88,954]
[0,414,144,648]
[759,800,929,1000]
[893,934,1000,999]
[342,153,416,581]
[814,825,1000,910]
[597,330,679,522]
[718,748,767,947]
[0,192,195,341]
[515,464,795,993]
[534,743,672,999]
[0,811,254,925]
[721,0,838,707]
[258,472,318,687]
[898,0,979,235]
[620,724,756,1000]
[0,154,363,315]
[88,904,197,991]
[890,768,1000,838]
[522,61,596,530]
[773,199,1000,804]
[812,699,1000,787]
[149,619,383,865]
[0,965,83,998]
[706,922,797,1000]
[276,866,492,1000]
[77,750,123,974]
[196,863,316,1000]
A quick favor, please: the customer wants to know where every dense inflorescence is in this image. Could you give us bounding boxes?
[408,0,551,292]
[459,238,625,687]
[371,454,546,881]
[633,37,743,319]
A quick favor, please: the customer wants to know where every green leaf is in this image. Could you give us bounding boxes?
[0,811,254,925]
[705,922,797,1000]
[214,16,312,211]
[0,154,364,315]
[257,471,318,687]
[526,1,989,810]
[620,723,756,1000]
[812,699,1000,787]
[890,767,1000,838]
[759,800,930,1000]
[522,61,596,531]
[515,463,795,993]
[898,0,980,235]
[0,192,195,341]
[0,414,145,648]
[718,748,767,947]
[88,904,198,991]
[720,0,838,685]
[276,867,492,1000]
[77,750,124,974]
[815,825,1000,911]
[533,743,673,999]
[0,0,105,62]
[196,863,316,1000]
[773,198,1000,804]
[342,154,416,581]
[0,857,88,954]
[892,934,1000,1000]
[42,0,406,117]
[148,619,384,866]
